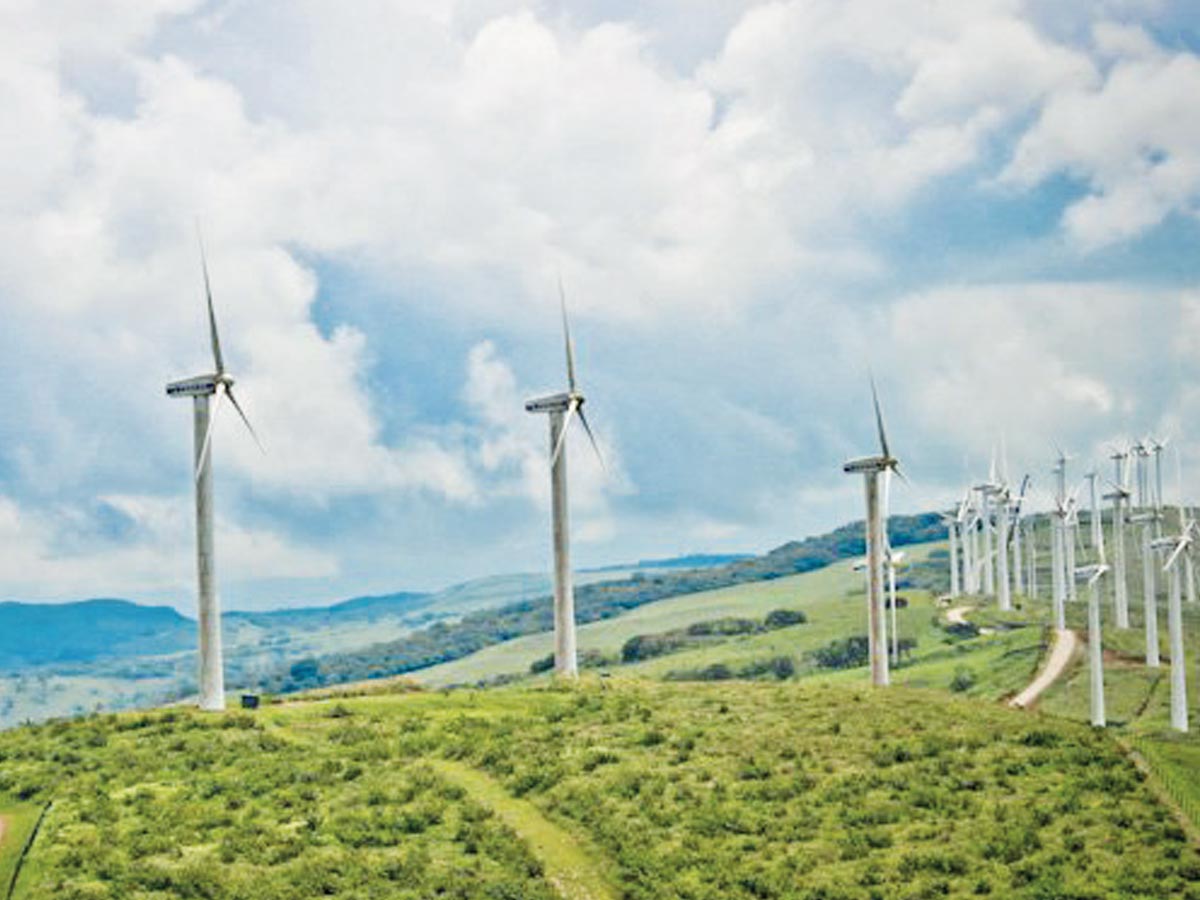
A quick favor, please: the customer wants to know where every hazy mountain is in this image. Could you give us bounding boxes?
[0,599,193,669]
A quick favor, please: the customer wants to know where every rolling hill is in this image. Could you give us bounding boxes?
[1,680,1196,899]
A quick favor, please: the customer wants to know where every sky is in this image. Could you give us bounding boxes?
[1,0,1199,610]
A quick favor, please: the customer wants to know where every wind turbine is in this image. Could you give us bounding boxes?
[843,379,904,687]
[1104,448,1132,629]
[1084,469,1105,555]
[1076,563,1109,728]
[1025,515,1038,599]
[1149,437,1170,543]
[962,498,980,594]
[975,454,1000,597]
[524,283,605,678]
[941,504,962,599]
[1175,448,1197,606]
[1063,488,1081,605]
[1008,475,1030,597]
[1131,502,1163,667]
[166,235,263,712]
[1154,527,1193,733]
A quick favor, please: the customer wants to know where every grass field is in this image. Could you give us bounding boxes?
[0,803,44,898]
[2,680,1197,899]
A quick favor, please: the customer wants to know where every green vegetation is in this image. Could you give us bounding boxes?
[1,680,1196,899]
[0,803,44,898]
[258,514,946,693]
[620,611,806,664]
[419,545,942,687]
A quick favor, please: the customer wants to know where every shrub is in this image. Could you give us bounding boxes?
[950,667,977,693]
[764,609,808,628]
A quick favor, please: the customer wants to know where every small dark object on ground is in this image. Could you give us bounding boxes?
[240,694,260,710]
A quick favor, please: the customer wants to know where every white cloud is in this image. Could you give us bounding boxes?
[1002,39,1200,248]
[0,493,336,602]
[0,1,1197,598]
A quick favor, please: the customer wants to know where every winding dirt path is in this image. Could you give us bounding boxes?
[1009,628,1078,709]
[428,760,618,900]
[946,606,972,625]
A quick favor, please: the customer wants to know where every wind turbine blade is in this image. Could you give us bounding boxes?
[869,375,890,460]
[196,224,226,375]
[549,400,578,469]
[1164,538,1188,573]
[195,385,226,482]
[226,386,265,454]
[576,408,606,473]
[558,277,577,393]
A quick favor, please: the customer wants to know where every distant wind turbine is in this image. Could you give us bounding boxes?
[1131,504,1162,667]
[165,233,264,712]
[1154,528,1193,733]
[1104,448,1132,629]
[843,379,904,687]
[524,282,605,678]
[1084,469,1104,556]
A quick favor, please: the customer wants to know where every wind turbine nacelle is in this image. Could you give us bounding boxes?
[525,392,574,414]
[1129,511,1161,524]
[1151,536,1180,552]
[166,375,219,398]
[843,455,890,474]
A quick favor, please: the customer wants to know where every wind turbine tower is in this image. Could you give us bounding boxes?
[843,380,904,687]
[1078,564,1109,727]
[1085,469,1104,555]
[1010,476,1029,597]
[1155,529,1192,733]
[1106,449,1132,629]
[525,284,605,679]
[166,237,262,712]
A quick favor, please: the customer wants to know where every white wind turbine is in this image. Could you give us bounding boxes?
[942,492,970,598]
[1064,488,1081,605]
[1025,515,1038,599]
[525,283,606,678]
[1008,475,1030,598]
[1131,500,1163,668]
[1084,469,1105,556]
[1050,448,1072,617]
[1153,524,1193,733]
[962,495,981,594]
[1076,563,1110,728]
[975,455,1000,598]
[1175,448,1198,607]
[843,379,905,687]
[1104,447,1132,629]
[166,235,263,712]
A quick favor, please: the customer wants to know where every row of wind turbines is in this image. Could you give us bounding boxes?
[167,237,1195,728]
[169,241,602,711]
[937,439,1195,733]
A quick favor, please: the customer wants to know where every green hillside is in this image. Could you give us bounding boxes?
[2,680,1197,899]
[417,545,938,687]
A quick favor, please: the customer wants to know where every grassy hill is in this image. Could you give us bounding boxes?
[416,544,941,686]
[261,514,946,693]
[1,680,1196,899]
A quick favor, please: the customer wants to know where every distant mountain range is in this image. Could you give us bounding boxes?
[0,591,431,671]
[0,551,750,673]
